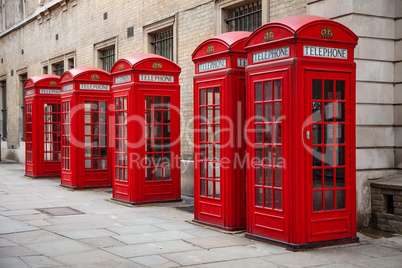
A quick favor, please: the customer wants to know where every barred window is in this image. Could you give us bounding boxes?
[226,1,262,32]
[20,73,27,140]
[52,62,64,76]
[1,81,6,139]
[151,29,173,61]
[100,47,115,72]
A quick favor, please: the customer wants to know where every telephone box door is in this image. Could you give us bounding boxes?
[247,70,288,241]
[142,90,179,202]
[194,79,225,226]
[305,71,353,242]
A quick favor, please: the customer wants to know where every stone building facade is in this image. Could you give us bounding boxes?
[0,0,400,229]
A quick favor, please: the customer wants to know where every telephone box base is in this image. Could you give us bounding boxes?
[245,233,359,251]
[193,219,246,232]
[60,184,112,190]
[111,198,182,206]
[25,174,60,178]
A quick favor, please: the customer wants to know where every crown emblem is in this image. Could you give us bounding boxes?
[91,73,100,80]
[49,80,57,86]
[65,74,69,80]
[152,61,162,70]
[28,81,31,86]
[206,44,215,54]
[264,30,275,42]
[321,26,333,39]
[119,63,124,71]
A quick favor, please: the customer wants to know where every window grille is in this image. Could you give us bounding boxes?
[226,1,262,32]
[21,74,27,140]
[151,29,173,61]
[53,63,64,76]
[1,81,6,139]
[100,48,115,72]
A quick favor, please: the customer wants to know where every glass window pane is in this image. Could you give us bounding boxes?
[336,80,345,100]
[336,168,345,187]
[264,124,272,144]
[336,189,346,209]
[255,125,262,143]
[85,159,91,169]
[313,147,322,166]
[336,103,345,122]
[146,168,153,181]
[264,167,272,186]
[325,190,334,210]
[154,96,162,108]
[312,79,322,100]
[255,82,262,102]
[255,187,263,207]
[273,168,282,187]
[214,144,220,160]
[255,146,263,165]
[214,106,220,123]
[200,89,205,105]
[214,87,220,105]
[273,146,282,166]
[313,124,322,145]
[200,179,206,196]
[164,167,171,180]
[101,159,107,169]
[215,163,220,180]
[324,146,334,166]
[207,162,213,178]
[264,103,271,122]
[163,97,170,109]
[325,103,334,122]
[324,124,334,144]
[255,104,262,122]
[145,96,152,109]
[207,180,213,197]
[207,88,213,105]
[215,181,220,198]
[200,161,206,177]
[313,102,322,122]
[264,188,272,208]
[336,124,345,144]
[324,80,334,100]
[313,191,323,212]
[214,126,220,143]
[324,169,334,188]
[273,124,281,144]
[85,114,91,123]
[273,80,281,100]
[336,146,345,166]
[273,103,281,122]
[155,168,162,181]
[313,169,322,189]
[274,190,282,210]
[255,166,263,185]
[263,81,271,101]
[101,148,107,158]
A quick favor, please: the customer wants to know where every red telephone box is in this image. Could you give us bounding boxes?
[244,15,358,250]
[192,32,250,230]
[24,75,61,177]
[59,67,112,189]
[110,54,181,204]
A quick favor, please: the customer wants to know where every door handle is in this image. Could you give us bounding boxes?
[306,130,310,140]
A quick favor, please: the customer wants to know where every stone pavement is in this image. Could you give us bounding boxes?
[0,163,401,268]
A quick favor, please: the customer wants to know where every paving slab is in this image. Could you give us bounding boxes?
[0,245,38,258]
[78,236,126,248]
[107,224,164,235]
[112,230,195,244]
[184,234,254,249]
[0,257,31,268]
[130,255,181,268]
[162,245,275,266]
[20,255,64,268]
[104,240,202,258]
[53,249,145,268]
[0,217,39,234]
[25,239,94,257]
[194,257,285,268]
[1,230,62,245]
[57,228,117,239]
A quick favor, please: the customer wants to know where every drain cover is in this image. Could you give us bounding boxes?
[36,207,84,216]
[175,205,194,214]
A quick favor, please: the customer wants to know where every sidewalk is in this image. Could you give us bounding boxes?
[0,163,401,268]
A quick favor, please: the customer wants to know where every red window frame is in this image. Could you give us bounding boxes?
[115,96,128,181]
[253,79,283,211]
[145,95,172,182]
[84,101,108,170]
[26,103,33,163]
[43,103,61,162]
[198,87,221,199]
[62,101,71,170]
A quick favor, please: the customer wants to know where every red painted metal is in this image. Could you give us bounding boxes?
[244,15,358,249]
[110,54,181,204]
[192,32,251,230]
[24,75,61,177]
[59,67,112,189]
